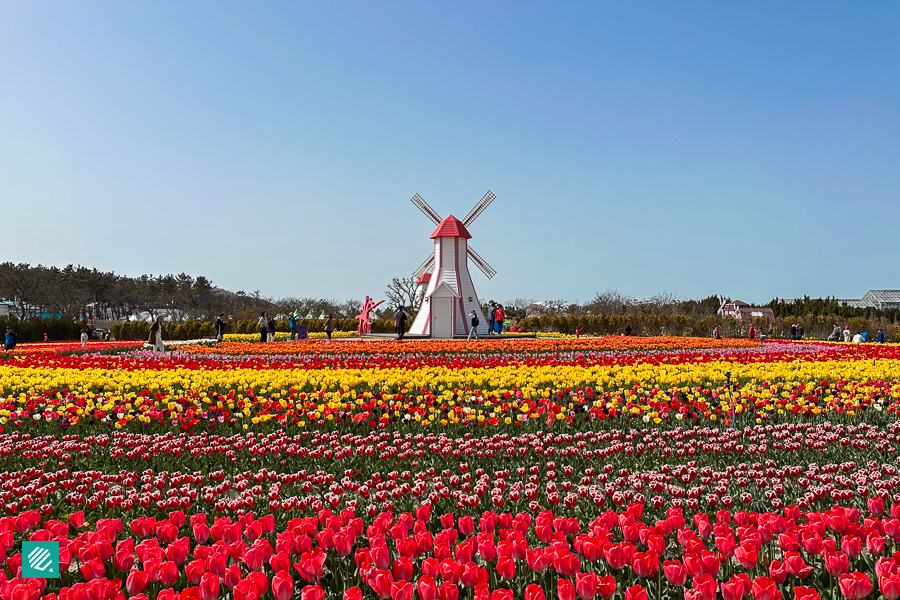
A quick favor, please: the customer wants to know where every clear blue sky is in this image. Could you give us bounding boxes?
[1,3,897,305]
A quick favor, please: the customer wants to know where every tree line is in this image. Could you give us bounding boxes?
[2,262,898,340]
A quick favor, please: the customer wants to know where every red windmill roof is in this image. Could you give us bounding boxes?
[430,215,472,239]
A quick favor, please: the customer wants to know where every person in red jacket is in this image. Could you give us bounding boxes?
[748,324,755,339]
[494,305,505,334]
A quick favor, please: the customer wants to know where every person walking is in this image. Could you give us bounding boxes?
[467,310,480,340]
[828,324,841,341]
[324,314,334,341]
[487,303,496,335]
[43,332,49,342]
[4,327,16,351]
[790,323,797,341]
[797,324,804,340]
[258,311,268,343]
[215,313,226,342]
[267,314,276,342]
[748,324,755,339]
[878,329,885,343]
[494,305,505,335]
[289,312,298,341]
[80,329,88,347]
[395,306,407,341]
[713,326,721,339]
[148,317,165,352]
[843,326,852,343]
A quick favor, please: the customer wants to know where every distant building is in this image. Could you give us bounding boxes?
[838,290,900,310]
[718,300,776,326]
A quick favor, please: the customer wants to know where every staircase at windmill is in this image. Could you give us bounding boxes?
[407,191,498,338]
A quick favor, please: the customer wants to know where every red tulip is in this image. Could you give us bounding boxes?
[233,580,259,600]
[795,588,820,600]
[632,551,659,578]
[438,582,459,600]
[554,552,582,578]
[838,573,873,599]
[492,590,513,600]
[126,571,150,595]
[527,549,549,573]
[692,575,718,600]
[159,561,180,587]
[80,558,105,580]
[272,571,293,600]
[825,552,850,577]
[868,533,885,556]
[526,584,546,600]
[839,534,862,556]
[881,574,900,600]
[114,549,135,572]
[869,498,885,516]
[496,556,515,581]
[734,544,758,569]
[344,588,363,600]
[186,560,206,585]
[624,585,647,600]
[417,576,437,600]
[371,571,395,599]
[663,561,687,587]
[461,562,488,588]
[393,558,414,582]
[223,565,242,590]
[721,578,745,600]
[783,552,812,579]
[751,578,780,600]
[69,511,86,529]
[295,549,327,583]
[559,579,576,600]
[199,573,220,600]
[392,581,414,600]
[302,586,326,600]
[575,573,598,600]
[596,576,617,599]
[459,516,475,536]
[604,542,635,570]
[801,535,823,556]
[768,561,787,585]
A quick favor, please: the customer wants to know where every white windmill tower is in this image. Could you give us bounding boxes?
[407,191,498,338]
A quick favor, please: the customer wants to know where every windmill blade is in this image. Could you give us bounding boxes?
[467,246,497,279]
[462,190,496,227]
[410,193,442,225]
[412,253,435,279]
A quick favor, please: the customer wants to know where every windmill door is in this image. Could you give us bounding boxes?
[431,297,454,338]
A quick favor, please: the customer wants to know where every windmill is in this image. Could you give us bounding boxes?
[407,191,497,338]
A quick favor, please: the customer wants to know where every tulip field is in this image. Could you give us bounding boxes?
[3,337,900,600]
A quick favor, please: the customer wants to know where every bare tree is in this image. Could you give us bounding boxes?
[584,289,634,315]
[384,277,420,311]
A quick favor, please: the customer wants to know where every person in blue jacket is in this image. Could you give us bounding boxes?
[289,312,299,341]
[4,327,16,351]
[878,329,885,343]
